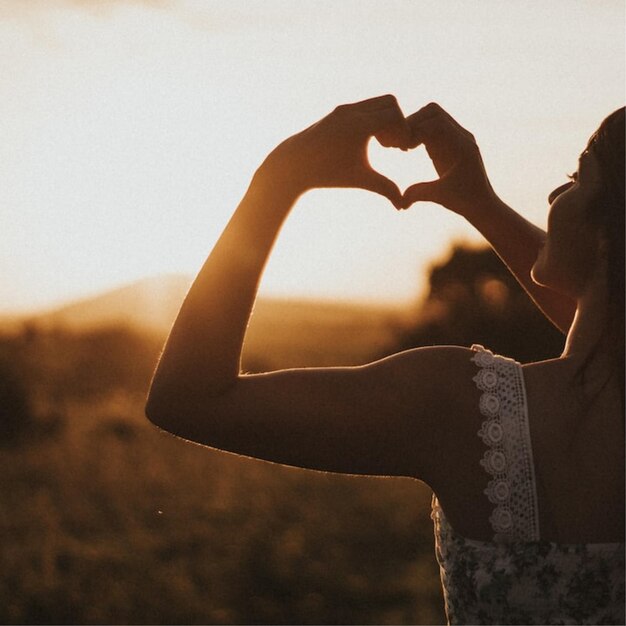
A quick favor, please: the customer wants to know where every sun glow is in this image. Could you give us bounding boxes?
[1,0,623,313]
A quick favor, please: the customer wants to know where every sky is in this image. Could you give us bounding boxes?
[1,0,624,313]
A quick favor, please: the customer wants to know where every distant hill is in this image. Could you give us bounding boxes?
[25,274,193,335]
[1,275,408,368]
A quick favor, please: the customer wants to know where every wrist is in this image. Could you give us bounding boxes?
[248,159,306,208]
[460,189,504,225]
[253,148,309,203]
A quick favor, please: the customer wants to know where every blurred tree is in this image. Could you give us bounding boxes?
[0,324,163,409]
[61,326,163,399]
[0,353,33,442]
[390,244,565,363]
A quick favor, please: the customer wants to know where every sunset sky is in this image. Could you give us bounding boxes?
[1,0,624,313]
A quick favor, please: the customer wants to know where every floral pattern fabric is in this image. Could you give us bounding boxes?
[432,500,625,625]
[431,346,625,625]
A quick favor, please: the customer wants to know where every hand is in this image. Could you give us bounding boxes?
[259,95,411,208]
[401,103,497,215]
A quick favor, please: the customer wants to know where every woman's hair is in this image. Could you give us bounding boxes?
[584,107,625,398]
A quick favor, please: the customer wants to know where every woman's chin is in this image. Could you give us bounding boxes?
[531,262,579,298]
[530,264,545,287]
[530,255,547,287]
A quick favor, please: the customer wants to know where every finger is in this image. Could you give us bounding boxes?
[409,115,445,145]
[365,107,412,150]
[405,102,444,130]
[432,107,474,140]
[334,95,400,121]
[407,102,459,128]
[409,111,458,145]
[333,96,409,148]
[407,103,474,147]
[402,180,442,208]
[359,168,403,209]
[408,116,460,175]
[405,102,469,133]
[375,118,412,150]
[350,93,399,112]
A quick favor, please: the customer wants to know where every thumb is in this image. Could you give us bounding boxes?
[359,168,403,209]
[402,180,442,209]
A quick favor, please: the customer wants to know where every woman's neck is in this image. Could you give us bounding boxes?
[561,274,615,392]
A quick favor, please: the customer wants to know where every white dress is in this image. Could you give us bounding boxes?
[431,345,625,625]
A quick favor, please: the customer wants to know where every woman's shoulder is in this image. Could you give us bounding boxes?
[383,343,505,409]
[387,343,524,402]
[378,344,484,411]
[383,343,480,374]
[377,345,494,484]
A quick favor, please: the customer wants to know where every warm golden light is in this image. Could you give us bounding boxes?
[1,0,623,313]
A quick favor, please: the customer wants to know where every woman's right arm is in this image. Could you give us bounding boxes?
[402,103,576,334]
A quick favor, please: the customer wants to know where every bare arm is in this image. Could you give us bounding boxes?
[459,194,575,333]
[147,95,408,401]
[403,103,576,333]
[145,95,473,480]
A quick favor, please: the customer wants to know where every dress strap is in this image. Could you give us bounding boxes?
[471,345,540,542]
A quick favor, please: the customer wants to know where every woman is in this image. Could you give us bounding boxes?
[146,96,624,624]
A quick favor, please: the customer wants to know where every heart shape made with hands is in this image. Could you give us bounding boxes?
[367,137,438,197]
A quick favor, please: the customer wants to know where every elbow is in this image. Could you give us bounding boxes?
[145,360,175,431]
[145,380,224,439]
[144,395,165,431]
[145,373,237,439]
[144,365,189,433]
[145,383,177,433]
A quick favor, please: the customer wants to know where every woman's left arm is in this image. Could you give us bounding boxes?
[147,95,407,401]
[145,96,466,479]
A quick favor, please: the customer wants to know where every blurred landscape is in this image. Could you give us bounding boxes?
[0,244,565,625]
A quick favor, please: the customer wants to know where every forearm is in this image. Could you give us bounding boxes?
[404,103,576,333]
[147,95,416,413]
[467,195,576,333]
[148,170,297,405]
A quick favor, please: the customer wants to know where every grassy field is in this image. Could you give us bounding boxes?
[0,308,445,625]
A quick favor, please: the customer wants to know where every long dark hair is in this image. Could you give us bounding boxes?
[584,107,625,401]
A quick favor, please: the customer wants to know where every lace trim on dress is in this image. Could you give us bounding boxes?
[471,345,540,542]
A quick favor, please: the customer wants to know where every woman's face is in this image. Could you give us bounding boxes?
[531,149,604,297]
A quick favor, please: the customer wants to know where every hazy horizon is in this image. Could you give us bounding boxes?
[0,271,412,324]
[2,0,624,313]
